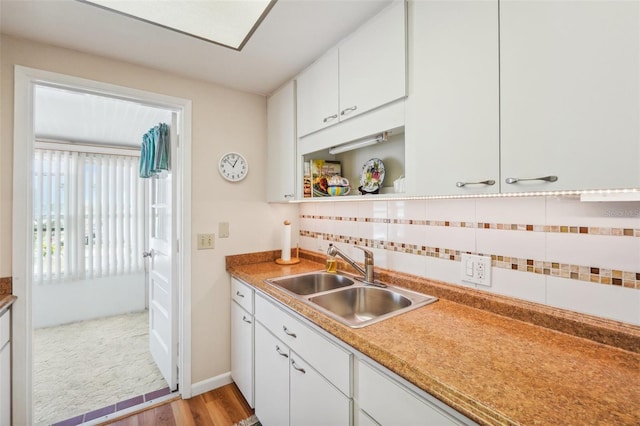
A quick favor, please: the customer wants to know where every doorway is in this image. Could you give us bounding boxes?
[12,66,193,425]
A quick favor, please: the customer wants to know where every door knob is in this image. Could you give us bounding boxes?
[143,250,154,258]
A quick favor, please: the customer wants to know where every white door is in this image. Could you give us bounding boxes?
[147,114,179,390]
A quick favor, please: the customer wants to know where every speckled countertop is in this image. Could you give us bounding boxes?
[0,296,17,316]
[227,251,640,426]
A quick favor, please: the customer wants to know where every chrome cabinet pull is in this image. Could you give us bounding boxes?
[283,325,297,338]
[456,180,495,188]
[142,250,154,258]
[340,106,357,116]
[284,194,294,198]
[275,345,288,358]
[291,359,306,374]
[505,175,558,184]
[323,114,338,123]
[242,316,252,324]
[235,291,244,298]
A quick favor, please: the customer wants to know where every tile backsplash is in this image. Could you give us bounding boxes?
[298,196,640,325]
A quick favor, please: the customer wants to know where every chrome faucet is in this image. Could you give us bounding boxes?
[327,244,385,287]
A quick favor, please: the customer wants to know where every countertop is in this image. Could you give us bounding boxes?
[227,251,640,426]
[0,296,17,316]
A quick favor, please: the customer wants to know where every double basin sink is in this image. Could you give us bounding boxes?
[265,272,437,328]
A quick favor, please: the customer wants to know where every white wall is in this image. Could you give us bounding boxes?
[0,34,299,392]
[32,273,146,328]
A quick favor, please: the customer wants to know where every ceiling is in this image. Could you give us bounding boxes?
[35,85,173,148]
[0,0,392,96]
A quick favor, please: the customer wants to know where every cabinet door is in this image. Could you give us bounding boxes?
[231,302,254,408]
[0,343,9,426]
[358,361,459,426]
[500,0,640,192]
[254,323,289,426]
[267,81,297,202]
[405,0,499,196]
[339,0,406,121]
[296,50,339,137]
[290,352,351,426]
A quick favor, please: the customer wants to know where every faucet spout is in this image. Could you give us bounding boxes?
[327,244,384,287]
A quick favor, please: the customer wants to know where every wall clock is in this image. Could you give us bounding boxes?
[218,152,248,182]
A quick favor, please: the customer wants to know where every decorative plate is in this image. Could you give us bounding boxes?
[360,158,385,192]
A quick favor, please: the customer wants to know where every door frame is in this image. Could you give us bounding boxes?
[12,65,193,425]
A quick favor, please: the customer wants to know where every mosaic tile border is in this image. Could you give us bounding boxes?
[300,215,640,237]
[300,230,640,290]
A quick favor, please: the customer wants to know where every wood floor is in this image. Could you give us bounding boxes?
[102,384,254,426]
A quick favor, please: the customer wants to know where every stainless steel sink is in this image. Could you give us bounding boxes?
[265,272,437,328]
[267,272,354,295]
[309,287,411,325]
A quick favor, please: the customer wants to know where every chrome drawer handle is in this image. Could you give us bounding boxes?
[291,359,306,374]
[505,175,558,184]
[456,180,495,188]
[242,316,252,324]
[235,291,244,298]
[284,194,294,198]
[275,345,288,358]
[340,106,357,116]
[323,114,338,123]
[283,325,297,338]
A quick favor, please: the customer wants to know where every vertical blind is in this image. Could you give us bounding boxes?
[33,149,145,283]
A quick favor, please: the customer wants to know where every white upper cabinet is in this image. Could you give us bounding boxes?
[405,0,499,196]
[338,0,407,122]
[500,0,640,192]
[296,51,339,137]
[267,81,297,202]
[297,0,407,138]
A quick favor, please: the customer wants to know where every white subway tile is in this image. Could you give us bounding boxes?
[386,251,426,277]
[332,201,359,219]
[476,228,546,260]
[484,268,546,304]
[388,223,427,246]
[546,196,640,228]
[546,276,639,325]
[426,198,476,222]
[476,196,545,224]
[425,226,475,253]
[424,257,468,287]
[299,203,316,216]
[546,233,639,272]
[315,201,335,218]
[387,200,427,220]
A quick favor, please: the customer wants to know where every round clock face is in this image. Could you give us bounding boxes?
[218,152,248,182]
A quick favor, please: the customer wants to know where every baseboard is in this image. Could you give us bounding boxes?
[190,371,233,397]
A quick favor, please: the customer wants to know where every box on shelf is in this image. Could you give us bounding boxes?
[310,159,342,197]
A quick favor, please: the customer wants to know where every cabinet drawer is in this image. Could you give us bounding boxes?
[231,277,254,313]
[255,293,351,396]
[0,310,9,349]
[358,360,461,426]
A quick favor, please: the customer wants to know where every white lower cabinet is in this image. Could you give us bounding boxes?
[254,322,290,426]
[358,361,471,426]
[231,278,255,407]
[255,322,351,426]
[231,301,254,407]
[0,307,11,426]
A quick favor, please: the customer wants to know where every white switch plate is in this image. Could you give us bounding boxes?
[219,222,229,238]
[461,254,492,286]
[197,233,215,250]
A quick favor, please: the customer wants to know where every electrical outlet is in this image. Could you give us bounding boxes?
[461,254,491,286]
[197,233,215,250]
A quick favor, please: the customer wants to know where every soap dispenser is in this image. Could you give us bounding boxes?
[326,252,337,273]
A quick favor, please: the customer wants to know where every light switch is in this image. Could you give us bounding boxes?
[197,234,215,250]
[219,222,230,238]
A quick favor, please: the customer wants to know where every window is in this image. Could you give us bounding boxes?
[33,148,145,283]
